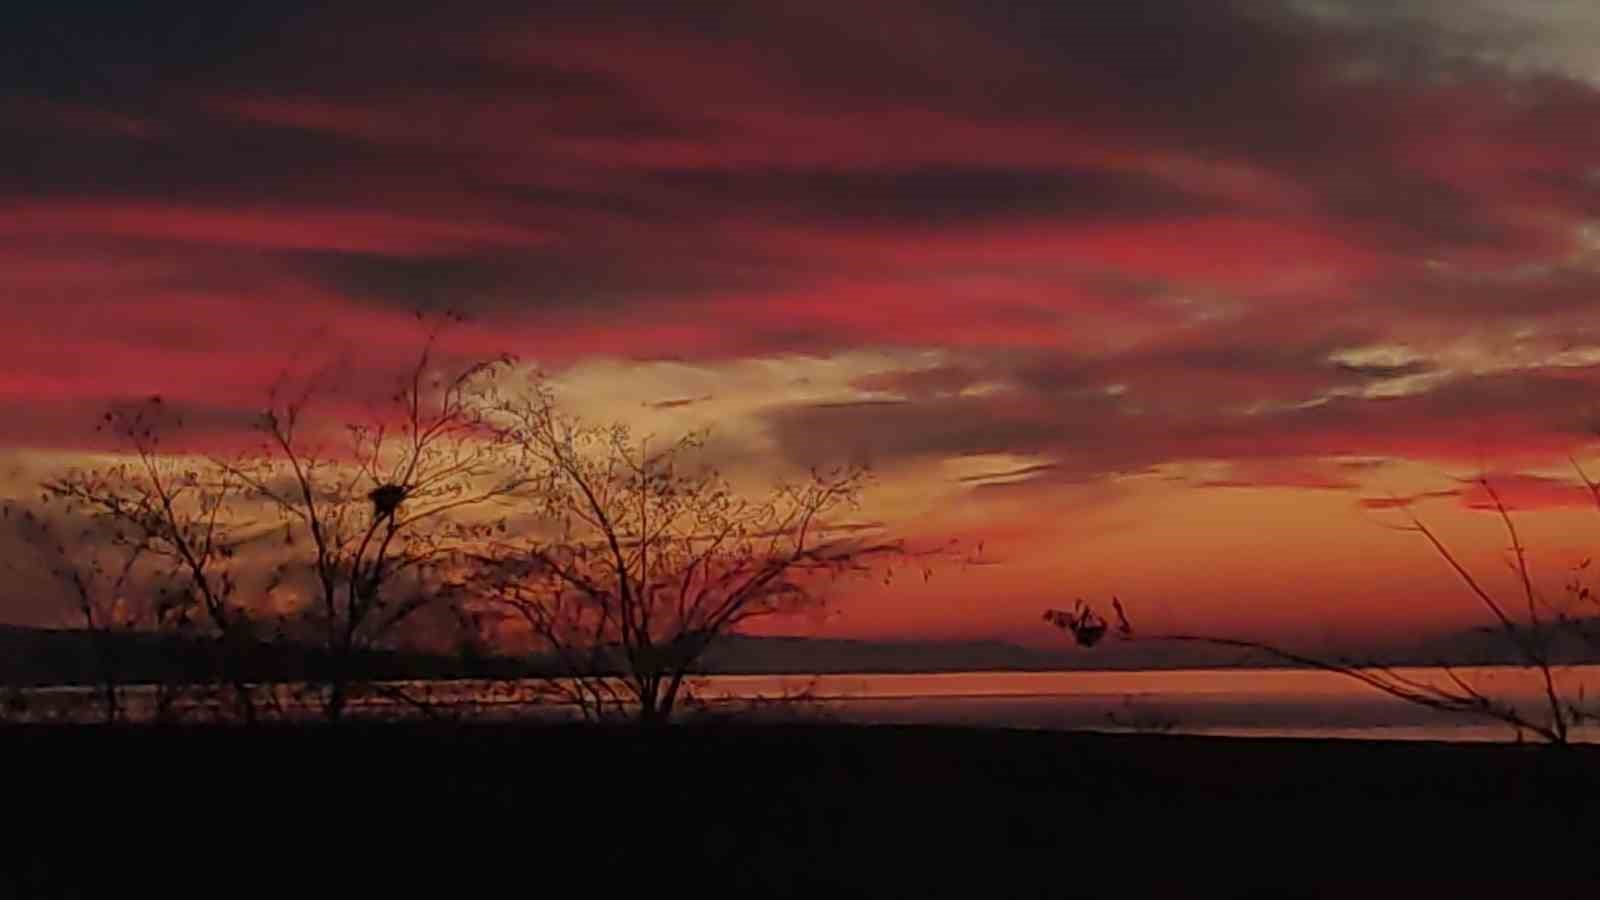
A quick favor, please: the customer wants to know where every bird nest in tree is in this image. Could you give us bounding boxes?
[368,484,408,517]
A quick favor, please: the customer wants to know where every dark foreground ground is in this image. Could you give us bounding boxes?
[5,722,1597,897]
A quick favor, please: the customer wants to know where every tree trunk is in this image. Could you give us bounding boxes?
[325,678,349,722]
[324,637,356,722]
[659,670,688,723]
[91,631,119,724]
[637,676,665,727]
[233,681,258,724]
[154,681,183,723]
[215,629,257,723]
[100,677,119,725]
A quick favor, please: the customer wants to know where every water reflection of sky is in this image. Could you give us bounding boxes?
[13,666,1598,742]
[699,667,1600,743]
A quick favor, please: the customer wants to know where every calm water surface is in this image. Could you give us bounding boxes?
[16,665,1599,742]
[698,666,1600,742]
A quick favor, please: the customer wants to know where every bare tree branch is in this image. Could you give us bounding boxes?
[459,385,909,726]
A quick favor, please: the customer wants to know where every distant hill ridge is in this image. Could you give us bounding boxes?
[2,623,1597,687]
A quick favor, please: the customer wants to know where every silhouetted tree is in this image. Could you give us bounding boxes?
[1048,474,1598,744]
[466,384,900,726]
[42,399,263,721]
[4,502,145,722]
[223,338,524,720]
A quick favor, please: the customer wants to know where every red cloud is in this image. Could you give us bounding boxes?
[5,201,551,256]
[1458,473,1600,513]
[8,1,1600,646]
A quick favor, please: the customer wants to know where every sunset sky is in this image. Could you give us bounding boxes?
[7,1,1600,652]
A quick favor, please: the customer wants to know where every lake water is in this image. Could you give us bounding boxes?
[13,665,1599,742]
[696,667,1600,743]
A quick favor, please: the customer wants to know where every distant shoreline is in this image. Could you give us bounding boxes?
[6,623,1597,688]
[13,659,1600,691]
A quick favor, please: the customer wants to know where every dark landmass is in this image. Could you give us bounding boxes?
[0,623,541,687]
[5,721,1596,896]
[705,626,1600,672]
[4,623,1598,688]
